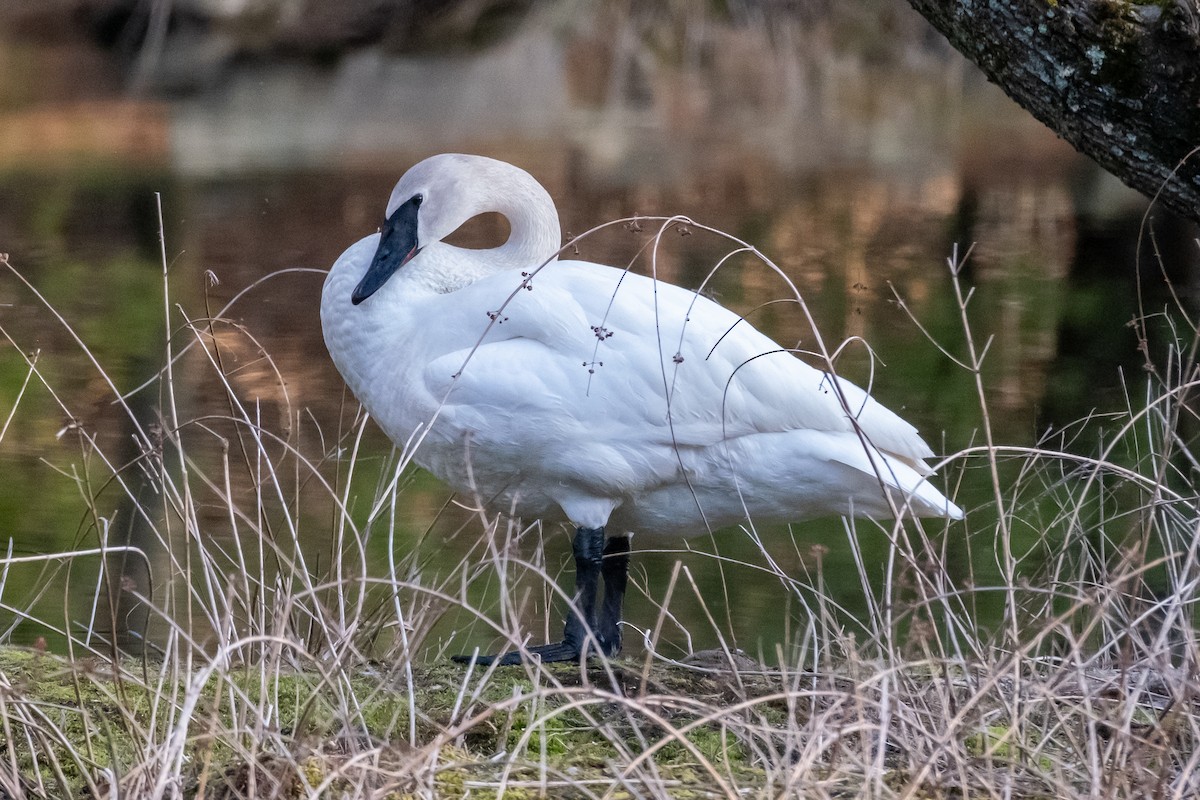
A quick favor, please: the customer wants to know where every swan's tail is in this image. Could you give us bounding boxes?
[832,444,964,520]
[718,430,963,522]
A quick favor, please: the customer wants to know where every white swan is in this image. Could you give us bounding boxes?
[321,153,962,665]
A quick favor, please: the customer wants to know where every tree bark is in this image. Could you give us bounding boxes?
[906,0,1200,223]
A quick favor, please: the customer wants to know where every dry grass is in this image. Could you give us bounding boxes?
[0,204,1195,799]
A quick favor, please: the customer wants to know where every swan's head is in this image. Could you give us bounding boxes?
[351,153,559,304]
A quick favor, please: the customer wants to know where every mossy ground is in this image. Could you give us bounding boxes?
[0,647,1178,798]
[0,648,781,798]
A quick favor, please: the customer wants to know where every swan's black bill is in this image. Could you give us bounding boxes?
[351,194,422,305]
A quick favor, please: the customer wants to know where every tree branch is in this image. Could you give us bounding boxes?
[907,0,1200,223]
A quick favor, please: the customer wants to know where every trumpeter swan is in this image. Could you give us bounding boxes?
[321,153,962,665]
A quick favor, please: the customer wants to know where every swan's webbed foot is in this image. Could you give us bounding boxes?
[451,639,588,666]
[450,527,631,668]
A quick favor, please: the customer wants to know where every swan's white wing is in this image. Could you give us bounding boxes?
[417,260,937,472]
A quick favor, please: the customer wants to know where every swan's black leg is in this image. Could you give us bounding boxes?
[453,526,605,666]
[597,535,630,656]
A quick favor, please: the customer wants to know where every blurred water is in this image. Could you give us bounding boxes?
[0,1,1192,659]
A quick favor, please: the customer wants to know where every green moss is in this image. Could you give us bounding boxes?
[0,648,1176,797]
[656,725,746,768]
[964,724,1054,772]
[1083,0,1156,93]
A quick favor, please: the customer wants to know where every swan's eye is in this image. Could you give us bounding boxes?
[412,194,423,206]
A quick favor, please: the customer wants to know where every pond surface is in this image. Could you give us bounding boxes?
[0,1,1192,661]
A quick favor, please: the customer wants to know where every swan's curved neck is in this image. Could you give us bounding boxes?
[468,168,563,273]
[384,156,565,296]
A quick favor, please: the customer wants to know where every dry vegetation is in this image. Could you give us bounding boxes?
[0,212,1196,799]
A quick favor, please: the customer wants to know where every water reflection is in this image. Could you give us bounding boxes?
[0,0,1191,657]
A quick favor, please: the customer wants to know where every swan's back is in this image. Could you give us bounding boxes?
[543,261,931,463]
